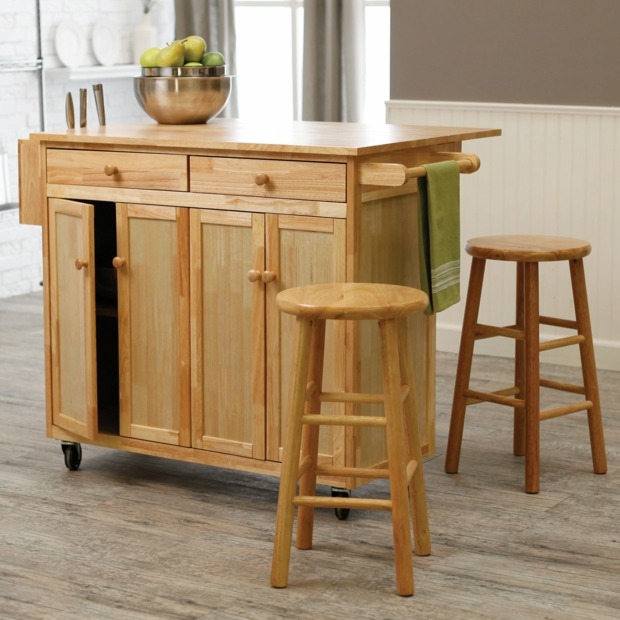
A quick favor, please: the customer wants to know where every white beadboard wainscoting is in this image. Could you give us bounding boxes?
[387,100,619,371]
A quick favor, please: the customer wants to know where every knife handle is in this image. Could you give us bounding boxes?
[93,83,106,126]
[79,88,87,128]
[65,92,75,129]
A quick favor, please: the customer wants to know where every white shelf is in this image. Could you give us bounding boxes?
[45,64,141,81]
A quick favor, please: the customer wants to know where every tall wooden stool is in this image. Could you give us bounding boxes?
[445,235,607,494]
[271,283,431,596]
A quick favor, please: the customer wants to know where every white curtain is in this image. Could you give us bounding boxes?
[302,0,365,122]
[174,0,238,117]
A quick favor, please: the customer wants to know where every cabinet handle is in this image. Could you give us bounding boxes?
[104,164,118,176]
[248,270,276,283]
[254,172,269,186]
[74,258,88,270]
[112,257,126,269]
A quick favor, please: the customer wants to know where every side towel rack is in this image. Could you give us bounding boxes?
[360,152,480,187]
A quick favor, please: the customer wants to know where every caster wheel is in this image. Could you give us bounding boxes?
[331,487,351,521]
[61,442,82,471]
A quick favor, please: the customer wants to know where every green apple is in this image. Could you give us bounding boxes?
[140,47,160,68]
[182,35,207,62]
[184,62,202,67]
[156,41,185,67]
[201,51,225,66]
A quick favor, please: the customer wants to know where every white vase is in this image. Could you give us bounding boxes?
[133,13,158,65]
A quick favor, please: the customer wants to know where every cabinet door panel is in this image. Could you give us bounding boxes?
[116,204,190,446]
[48,198,98,439]
[190,209,265,459]
[265,214,346,463]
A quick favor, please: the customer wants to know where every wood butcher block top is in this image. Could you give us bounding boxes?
[29,119,501,156]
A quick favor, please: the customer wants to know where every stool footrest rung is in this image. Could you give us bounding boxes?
[302,414,387,427]
[540,377,586,395]
[319,385,409,405]
[540,334,584,351]
[293,496,393,511]
[474,323,522,340]
[540,315,578,329]
[315,464,390,479]
[474,319,583,349]
[464,385,592,420]
[465,386,522,407]
[540,400,593,421]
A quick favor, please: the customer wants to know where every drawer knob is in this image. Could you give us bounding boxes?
[254,172,269,186]
[74,258,88,270]
[112,257,126,269]
[261,270,276,283]
[247,269,261,282]
[104,164,118,176]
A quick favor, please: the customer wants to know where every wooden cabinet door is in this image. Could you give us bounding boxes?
[115,204,190,446]
[189,209,266,459]
[265,214,346,464]
[48,198,98,439]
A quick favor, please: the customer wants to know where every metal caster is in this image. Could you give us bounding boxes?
[61,441,82,471]
[331,487,351,520]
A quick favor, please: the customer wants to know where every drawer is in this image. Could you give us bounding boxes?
[47,149,188,191]
[189,156,346,202]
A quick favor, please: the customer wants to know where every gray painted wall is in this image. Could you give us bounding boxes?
[390,0,620,106]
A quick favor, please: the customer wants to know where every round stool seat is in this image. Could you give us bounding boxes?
[465,235,591,262]
[276,283,428,321]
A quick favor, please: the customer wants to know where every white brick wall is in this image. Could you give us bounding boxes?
[0,0,175,297]
[0,208,42,297]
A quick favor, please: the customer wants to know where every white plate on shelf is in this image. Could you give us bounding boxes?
[55,21,85,68]
[92,22,121,66]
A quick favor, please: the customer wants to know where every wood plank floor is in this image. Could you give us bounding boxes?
[1,292,618,619]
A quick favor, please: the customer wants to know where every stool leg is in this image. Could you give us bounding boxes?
[523,262,540,494]
[513,262,526,456]
[569,259,607,474]
[445,257,486,473]
[296,319,327,550]
[397,318,430,557]
[271,317,313,588]
[380,318,414,597]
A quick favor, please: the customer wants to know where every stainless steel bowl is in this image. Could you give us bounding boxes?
[134,75,232,124]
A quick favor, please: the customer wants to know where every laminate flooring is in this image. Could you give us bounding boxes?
[1,292,618,619]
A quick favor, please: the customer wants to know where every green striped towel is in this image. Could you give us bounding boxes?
[417,160,461,314]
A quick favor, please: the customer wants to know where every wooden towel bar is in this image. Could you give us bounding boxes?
[359,151,481,187]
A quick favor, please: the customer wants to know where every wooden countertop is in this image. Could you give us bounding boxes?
[29,119,501,156]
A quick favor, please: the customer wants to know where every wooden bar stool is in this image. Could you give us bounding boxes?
[271,283,431,596]
[445,235,607,493]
